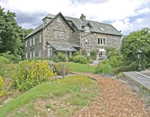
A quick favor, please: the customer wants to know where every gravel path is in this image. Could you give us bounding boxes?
[72,73,150,117]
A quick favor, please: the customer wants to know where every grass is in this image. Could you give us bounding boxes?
[0,75,99,117]
[65,62,96,72]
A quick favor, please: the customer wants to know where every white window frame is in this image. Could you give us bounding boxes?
[33,50,35,58]
[98,38,106,45]
[33,37,35,45]
[30,51,32,58]
[30,38,32,46]
[39,34,42,43]
[57,18,61,25]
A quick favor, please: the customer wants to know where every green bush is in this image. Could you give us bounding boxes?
[0,76,5,97]
[73,52,80,56]
[10,60,53,91]
[74,55,87,64]
[52,64,70,75]
[90,50,98,60]
[82,49,87,56]
[57,52,67,62]
[107,56,123,68]
[95,63,112,74]
[89,58,93,63]
[0,56,10,64]
[69,56,74,62]
[1,51,21,63]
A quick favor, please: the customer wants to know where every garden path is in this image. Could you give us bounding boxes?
[72,73,150,117]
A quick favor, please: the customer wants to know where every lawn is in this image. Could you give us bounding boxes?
[65,62,96,73]
[0,75,99,117]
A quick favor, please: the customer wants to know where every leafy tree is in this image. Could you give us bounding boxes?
[0,6,33,60]
[120,28,150,71]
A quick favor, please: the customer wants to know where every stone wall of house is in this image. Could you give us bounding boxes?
[70,23,80,46]
[43,15,73,57]
[25,31,43,59]
[80,32,122,56]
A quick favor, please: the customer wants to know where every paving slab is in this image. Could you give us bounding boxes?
[124,71,150,90]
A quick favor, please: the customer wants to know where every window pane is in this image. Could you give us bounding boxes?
[98,38,100,44]
[101,39,102,44]
[103,38,105,45]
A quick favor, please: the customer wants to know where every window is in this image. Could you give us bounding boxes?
[98,38,106,45]
[39,34,42,43]
[85,26,90,32]
[39,50,41,57]
[30,51,32,58]
[30,38,32,46]
[55,31,63,39]
[25,53,28,59]
[33,37,35,45]
[25,41,27,47]
[33,50,35,58]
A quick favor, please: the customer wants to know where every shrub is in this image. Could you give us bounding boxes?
[69,56,74,62]
[90,50,98,60]
[0,76,5,97]
[0,56,10,64]
[52,64,70,75]
[82,49,87,56]
[73,52,80,56]
[88,58,93,63]
[1,51,21,63]
[57,52,67,62]
[74,55,87,64]
[95,63,112,74]
[10,60,54,91]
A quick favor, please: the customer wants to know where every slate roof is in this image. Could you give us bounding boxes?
[25,12,122,39]
[47,41,77,51]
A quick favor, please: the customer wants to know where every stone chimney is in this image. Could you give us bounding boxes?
[80,14,86,22]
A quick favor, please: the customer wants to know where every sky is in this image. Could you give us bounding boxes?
[0,0,150,35]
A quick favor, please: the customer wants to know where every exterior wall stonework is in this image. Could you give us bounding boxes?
[43,16,73,57]
[25,31,43,59]
[80,32,122,58]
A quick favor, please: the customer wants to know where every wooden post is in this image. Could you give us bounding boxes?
[62,64,65,78]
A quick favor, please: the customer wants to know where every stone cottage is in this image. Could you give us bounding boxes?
[24,12,123,60]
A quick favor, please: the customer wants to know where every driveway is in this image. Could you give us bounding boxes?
[73,73,150,117]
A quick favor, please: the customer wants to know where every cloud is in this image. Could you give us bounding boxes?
[136,18,144,23]
[137,7,150,14]
[0,0,150,35]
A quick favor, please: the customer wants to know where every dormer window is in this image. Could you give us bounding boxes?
[85,26,90,32]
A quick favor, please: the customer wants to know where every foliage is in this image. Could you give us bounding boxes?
[57,52,67,62]
[90,50,98,60]
[0,76,5,97]
[10,60,53,91]
[89,58,93,63]
[82,49,87,56]
[73,51,80,56]
[69,56,74,62]
[0,6,23,56]
[74,55,87,64]
[0,51,21,63]
[120,28,150,71]
[52,64,70,75]
[95,62,112,74]
[0,75,99,117]
[0,56,10,64]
